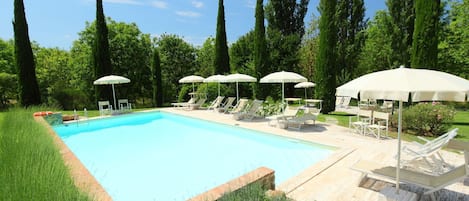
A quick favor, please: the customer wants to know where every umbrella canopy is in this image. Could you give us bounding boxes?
[93,75,131,110]
[295,82,316,99]
[179,75,205,92]
[336,66,469,194]
[204,75,226,97]
[260,71,307,103]
[222,73,257,102]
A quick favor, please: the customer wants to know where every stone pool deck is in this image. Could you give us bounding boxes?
[161,108,469,201]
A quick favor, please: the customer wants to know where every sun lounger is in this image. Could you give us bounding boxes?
[233,100,264,121]
[266,105,299,127]
[218,97,236,113]
[171,97,198,108]
[228,98,249,114]
[400,128,458,174]
[186,98,206,110]
[206,96,225,111]
[351,153,468,201]
[285,111,319,130]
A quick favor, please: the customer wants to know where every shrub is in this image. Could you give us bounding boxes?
[392,102,455,136]
[51,88,90,110]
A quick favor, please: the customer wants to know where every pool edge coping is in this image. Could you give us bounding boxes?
[35,116,112,201]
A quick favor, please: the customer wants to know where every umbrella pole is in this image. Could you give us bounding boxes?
[192,83,195,93]
[112,84,117,110]
[236,82,239,103]
[282,82,285,104]
[218,83,220,97]
[304,88,307,99]
[396,100,403,194]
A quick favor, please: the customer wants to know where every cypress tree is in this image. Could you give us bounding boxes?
[335,0,366,84]
[314,0,337,113]
[254,0,270,99]
[13,0,41,106]
[152,48,163,107]
[387,0,414,67]
[214,0,230,74]
[93,0,113,104]
[411,0,440,68]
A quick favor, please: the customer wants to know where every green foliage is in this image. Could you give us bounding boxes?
[254,0,271,99]
[0,73,17,108]
[438,0,469,78]
[315,0,337,113]
[219,182,288,201]
[230,31,255,75]
[265,0,309,99]
[335,0,366,85]
[386,0,415,67]
[196,37,215,77]
[214,0,231,74]
[392,103,455,136]
[156,34,198,103]
[357,11,393,74]
[411,0,440,68]
[0,108,91,200]
[299,15,320,82]
[50,88,89,110]
[152,48,163,107]
[0,39,15,74]
[13,0,41,106]
[93,0,113,103]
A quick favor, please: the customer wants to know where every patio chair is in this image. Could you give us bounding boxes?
[380,100,393,111]
[233,100,264,121]
[349,109,372,135]
[118,99,132,111]
[400,128,458,174]
[351,147,468,201]
[367,111,389,139]
[98,101,112,116]
[206,96,225,111]
[218,97,236,113]
[228,98,249,114]
[336,96,344,107]
[336,96,351,109]
[171,97,198,108]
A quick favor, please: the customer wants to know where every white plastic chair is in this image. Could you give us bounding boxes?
[118,99,131,111]
[367,111,389,139]
[98,101,112,116]
[349,109,372,135]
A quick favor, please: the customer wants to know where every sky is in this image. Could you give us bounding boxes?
[0,0,386,50]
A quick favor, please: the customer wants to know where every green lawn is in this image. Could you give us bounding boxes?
[317,110,469,142]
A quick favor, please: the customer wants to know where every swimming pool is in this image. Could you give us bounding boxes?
[53,111,335,201]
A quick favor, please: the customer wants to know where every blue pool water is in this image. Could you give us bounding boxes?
[53,111,335,201]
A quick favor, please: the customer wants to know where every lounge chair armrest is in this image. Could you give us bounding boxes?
[417,136,431,143]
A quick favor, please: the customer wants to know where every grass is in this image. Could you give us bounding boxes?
[59,107,154,118]
[317,110,469,142]
[0,107,91,201]
[219,183,289,201]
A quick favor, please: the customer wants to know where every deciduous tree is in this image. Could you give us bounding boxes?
[411,0,440,68]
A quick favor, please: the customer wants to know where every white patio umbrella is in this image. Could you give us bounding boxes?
[93,75,131,110]
[336,66,469,194]
[260,71,307,103]
[295,81,316,99]
[222,73,257,102]
[179,75,205,93]
[204,74,226,97]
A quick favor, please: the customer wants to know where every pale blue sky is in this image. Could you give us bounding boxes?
[0,0,386,49]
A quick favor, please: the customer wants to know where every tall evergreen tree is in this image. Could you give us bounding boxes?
[411,0,440,68]
[152,48,163,107]
[335,0,366,84]
[93,0,113,104]
[214,0,230,74]
[386,0,414,67]
[265,0,309,99]
[13,0,41,106]
[254,0,270,99]
[314,0,337,113]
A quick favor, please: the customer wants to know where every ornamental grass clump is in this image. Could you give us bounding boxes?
[393,102,455,137]
[0,107,91,201]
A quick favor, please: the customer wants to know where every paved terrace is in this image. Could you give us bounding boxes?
[161,107,469,201]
